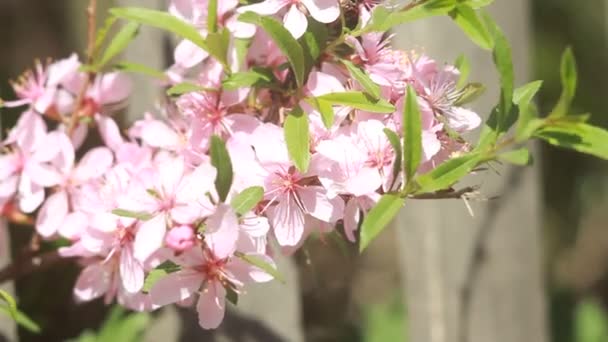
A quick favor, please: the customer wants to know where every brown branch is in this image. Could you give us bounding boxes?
[0,250,75,284]
[409,186,484,200]
[67,0,98,136]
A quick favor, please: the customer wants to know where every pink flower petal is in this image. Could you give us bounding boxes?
[36,190,68,238]
[268,193,305,246]
[150,269,202,306]
[299,186,344,223]
[205,204,239,259]
[134,214,167,262]
[120,245,145,293]
[301,0,340,23]
[74,263,111,302]
[283,5,308,39]
[197,281,226,329]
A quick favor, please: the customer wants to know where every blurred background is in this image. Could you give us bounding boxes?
[0,0,607,341]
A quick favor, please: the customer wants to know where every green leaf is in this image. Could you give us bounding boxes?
[362,0,456,33]
[284,106,310,172]
[513,80,543,105]
[97,22,140,69]
[383,128,403,191]
[468,0,495,9]
[575,299,608,342]
[514,80,543,141]
[207,0,218,33]
[549,48,577,118]
[210,135,234,202]
[342,60,381,99]
[114,61,168,80]
[359,194,405,252]
[225,285,239,306]
[415,153,483,193]
[110,7,207,51]
[0,306,41,333]
[96,307,150,342]
[454,54,471,88]
[454,83,485,106]
[230,186,264,215]
[94,16,119,58]
[534,122,608,160]
[0,289,17,319]
[206,28,231,70]
[499,148,532,166]
[142,260,181,293]
[311,98,335,129]
[234,252,284,283]
[450,4,493,50]
[403,86,422,184]
[111,209,153,221]
[0,290,40,333]
[299,20,328,75]
[476,13,514,148]
[239,12,305,87]
[316,91,395,113]
[166,82,213,96]
[222,69,273,90]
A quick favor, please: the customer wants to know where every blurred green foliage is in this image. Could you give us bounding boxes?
[68,307,149,342]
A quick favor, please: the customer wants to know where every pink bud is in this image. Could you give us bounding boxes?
[165,225,195,252]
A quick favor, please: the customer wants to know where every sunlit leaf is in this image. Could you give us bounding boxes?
[499,148,532,166]
[97,22,140,68]
[549,48,577,118]
[359,194,405,252]
[450,4,493,50]
[403,86,422,183]
[535,122,608,160]
[415,153,483,193]
[316,91,395,113]
[230,186,264,215]
[210,136,234,202]
[342,60,381,99]
[284,106,310,172]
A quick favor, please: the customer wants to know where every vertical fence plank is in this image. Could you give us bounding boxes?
[393,1,548,341]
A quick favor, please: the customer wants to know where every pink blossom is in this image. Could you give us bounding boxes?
[239,0,340,38]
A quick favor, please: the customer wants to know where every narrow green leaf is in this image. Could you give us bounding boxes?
[114,61,168,80]
[111,209,153,221]
[0,290,40,333]
[549,48,577,118]
[403,86,422,183]
[222,70,273,90]
[342,60,381,99]
[206,28,231,70]
[499,148,532,166]
[317,91,395,113]
[234,252,284,283]
[534,122,608,160]
[299,20,328,75]
[239,12,305,87]
[284,106,310,172]
[0,290,17,320]
[415,153,483,193]
[454,83,485,106]
[454,54,471,88]
[514,80,543,141]
[94,16,118,58]
[97,22,140,68]
[225,285,239,306]
[110,7,208,50]
[314,99,335,129]
[450,4,493,50]
[0,306,41,333]
[207,0,218,33]
[383,128,403,191]
[142,260,181,293]
[166,82,214,96]
[230,186,264,215]
[513,80,543,105]
[476,12,514,148]
[362,0,456,33]
[359,194,405,252]
[210,135,234,202]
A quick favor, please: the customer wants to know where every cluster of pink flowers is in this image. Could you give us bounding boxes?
[0,0,481,329]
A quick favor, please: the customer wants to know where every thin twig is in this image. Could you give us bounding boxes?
[0,250,74,284]
[409,186,482,200]
[67,0,98,136]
